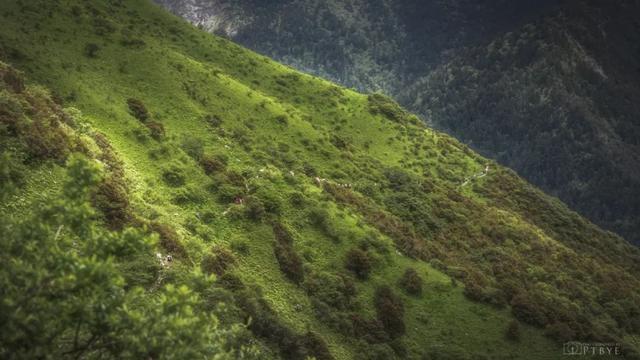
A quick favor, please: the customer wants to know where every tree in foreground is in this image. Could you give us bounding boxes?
[0,155,257,359]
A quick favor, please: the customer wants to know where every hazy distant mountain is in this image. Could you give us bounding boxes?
[156,0,640,244]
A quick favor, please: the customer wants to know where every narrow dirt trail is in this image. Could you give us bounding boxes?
[460,165,490,188]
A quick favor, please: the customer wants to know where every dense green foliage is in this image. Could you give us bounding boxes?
[158,0,640,245]
[1,0,640,359]
[0,76,257,358]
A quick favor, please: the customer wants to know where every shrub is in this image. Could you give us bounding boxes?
[1,85,73,162]
[255,189,283,216]
[506,320,520,342]
[272,222,294,245]
[356,343,396,360]
[374,285,405,338]
[399,268,423,296]
[367,93,407,123]
[146,121,165,140]
[216,183,244,203]
[345,248,372,280]
[235,287,305,358]
[288,191,306,207]
[201,246,236,276]
[1,66,24,93]
[304,271,356,311]
[150,222,186,258]
[297,332,334,360]
[92,175,130,229]
[510,292,548,327]
[126,98,150,122]
[274,114,288,126]
[244,196,266,221]
[545,322,576,343]
[204,114,222,127]
[350,314,389,344]
[162,167,186,187]
[271,222,304,284]
[84,43,100,58]
[274,242,304,284]
[217,273,245,291]
[172,186,204,206]
[200,154,227,175]
[180,136,204,160]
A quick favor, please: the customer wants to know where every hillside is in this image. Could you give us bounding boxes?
[403,0,640,245]
[155,0,640,245]
[1,0,640,359]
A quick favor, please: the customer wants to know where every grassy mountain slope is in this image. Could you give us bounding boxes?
[1,0,640,359]
[155,0,640,246]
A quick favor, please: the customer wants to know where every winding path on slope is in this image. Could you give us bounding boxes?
[460,165,490,188]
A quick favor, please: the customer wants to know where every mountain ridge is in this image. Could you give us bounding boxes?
[155,0,640,245]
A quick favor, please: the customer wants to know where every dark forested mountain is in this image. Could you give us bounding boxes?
[156,0,640,245]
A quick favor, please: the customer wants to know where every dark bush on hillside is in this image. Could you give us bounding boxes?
[345,248,372,280]
[308,206,330,227]
[84,43,100,58]
[374,285,405,338]
[92,17,116,36]
[350,314,389,344]
[0,154,26,200]
[545,322,576,343]
[422,345,471,360]
[399,268,423,296]
[217,273,245,291]
[225,170,247,188]
[172,186,205,206]
[272,222,294,245]
[181,136,204,160]
[244,196,266,221]
[356,343,396,360]
[255,189,283,216]
[201,246,236,276]
[200,154,227,175]
[274,242,304,284]
[367,93,407,123]
[297,331,335,360]
[162,167,186,187]
[272,222,304,284]
[0,85,74,162]
[288,191,306,207]
[204,114,222,127]
[506,320,520,342]
[331,135,350,150]
[389,338,408,358]
[235,287,323,359]
[230,240,250,255]
[302,163,317,177]
[126,98,150,122]
[274,114,288,126]
[308,206,342,242]
[146,121,165,140]
[510,292,547,327]
[92,175,130,229]
[119,30,146,48]
[215,183,244,203]
[304,271,357,311]
[310,299,353,336]
[150,222,186,258]
[1,66,24,93]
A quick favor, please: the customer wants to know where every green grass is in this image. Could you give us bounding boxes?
[1,0,639,359]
